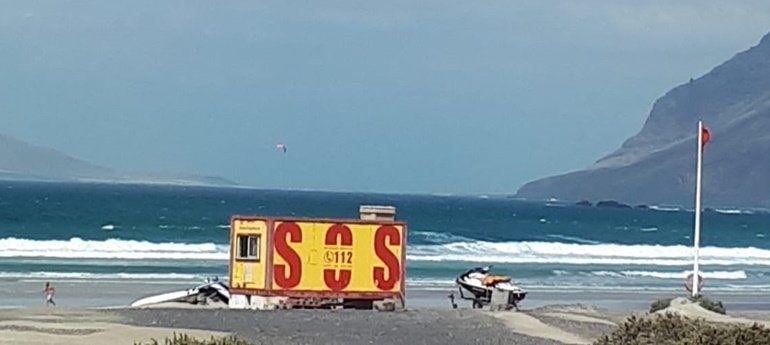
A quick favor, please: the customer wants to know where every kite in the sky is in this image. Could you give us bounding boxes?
[276,143,287,153]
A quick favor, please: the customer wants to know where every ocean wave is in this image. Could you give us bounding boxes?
[0,237,229,260]
[0,271,204,280]
[405,278,456,287]
[409,231,475,244]
[589,270,747,280]
[546,234,600,244]
[714,208,753,215]
[408,240,770,266]
[649,205,682,212]
[7,236,770,268]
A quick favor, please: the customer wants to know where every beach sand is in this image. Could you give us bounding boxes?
[3,298,770,345]
[0,308,227,345]
[6,277,770,311]
[0,299,688,345]
[0,307,606,345]
[4,280,770,344]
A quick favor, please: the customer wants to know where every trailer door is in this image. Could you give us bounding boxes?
[230,218,268,290]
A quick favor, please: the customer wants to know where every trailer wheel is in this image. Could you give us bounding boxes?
[472,300,483,309]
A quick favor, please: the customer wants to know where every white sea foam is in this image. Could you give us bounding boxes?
[408,240,770,266]
[616,270,747,280]
[404,278,457,291]
[494,284,769,293]
[588,270,747,280]
[5,236,770,268]
[0,237,229,260]
[405,278,456,287]
[649,205,682,212]
[714,208,753,215]
[410,231,474,244]
[0,271,203,280]
[546,234,600,244]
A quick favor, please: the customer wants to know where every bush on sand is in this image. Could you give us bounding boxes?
[134,333,252,345]
[595,313,770,345]
[649,298,672,313]
[649,296,726,315]
[691,295,726,315]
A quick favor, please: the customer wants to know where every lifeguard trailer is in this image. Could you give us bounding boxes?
[228,206,406,310]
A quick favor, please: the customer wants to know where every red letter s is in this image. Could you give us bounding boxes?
[274,222,302,288]
[373,225,401,290]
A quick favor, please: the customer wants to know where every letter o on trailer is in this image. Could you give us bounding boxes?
[228,216,406,310]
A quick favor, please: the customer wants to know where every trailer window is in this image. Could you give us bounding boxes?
[236,234,260,261]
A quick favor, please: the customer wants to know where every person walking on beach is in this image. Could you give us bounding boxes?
[43,282,56,306]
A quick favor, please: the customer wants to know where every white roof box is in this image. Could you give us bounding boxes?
[359,205,396,221]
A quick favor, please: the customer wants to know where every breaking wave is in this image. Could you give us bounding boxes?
[545,234,600,244]
[713,208,753,215]
[408,240,770,266]
[590,270,747,280]
[648,205,683,212]
[5,236,770,268]
[409,231,475,244]
[0,237,229,260]
[0,271,204,281]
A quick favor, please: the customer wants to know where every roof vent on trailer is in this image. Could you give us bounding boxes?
[359,205,396,221]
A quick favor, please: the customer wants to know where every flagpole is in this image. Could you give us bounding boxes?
[692,120,703,297]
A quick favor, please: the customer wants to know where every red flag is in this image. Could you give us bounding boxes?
[701,127,710,146]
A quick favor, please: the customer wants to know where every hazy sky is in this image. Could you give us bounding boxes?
[2,1,770,194]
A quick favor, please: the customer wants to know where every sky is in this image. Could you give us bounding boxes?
[2,1,770,194]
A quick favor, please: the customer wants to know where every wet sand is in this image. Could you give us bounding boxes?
[7,277,770,311]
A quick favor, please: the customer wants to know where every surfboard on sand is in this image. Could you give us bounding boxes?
[130,280,229,307]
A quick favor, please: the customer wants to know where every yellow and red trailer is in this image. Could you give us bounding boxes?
[228,216,406,309]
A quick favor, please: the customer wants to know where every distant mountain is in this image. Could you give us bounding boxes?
[517,32,770,208]
[0,134,238,187]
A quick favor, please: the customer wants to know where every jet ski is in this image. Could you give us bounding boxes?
[453,265,526,310]
[130,277,230,308]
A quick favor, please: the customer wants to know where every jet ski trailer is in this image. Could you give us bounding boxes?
[130,277,230,308]
[451,265,526,311]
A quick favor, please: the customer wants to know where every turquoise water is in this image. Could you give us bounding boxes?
[1,181,770,295]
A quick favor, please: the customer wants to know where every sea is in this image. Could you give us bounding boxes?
[2,181,770,306]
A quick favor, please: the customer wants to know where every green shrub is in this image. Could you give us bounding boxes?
[595,313,770,345]
[692,295,726,315]
[135,332,252,345]
[649,298,672,313]
[649,296,725,315]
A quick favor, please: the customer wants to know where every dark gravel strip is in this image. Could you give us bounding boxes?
[111,308,563,345]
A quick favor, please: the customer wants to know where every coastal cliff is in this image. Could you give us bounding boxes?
[517,32,770,208]
[0,134,237,187]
